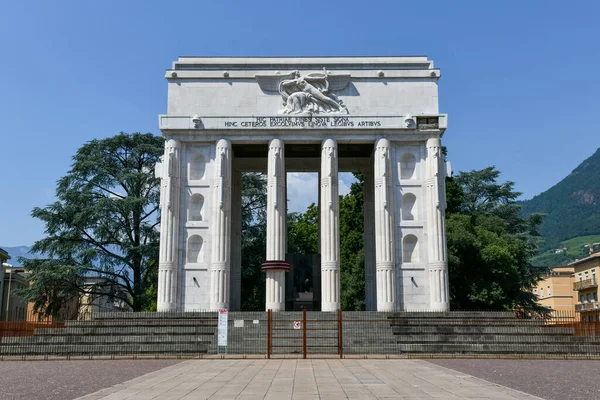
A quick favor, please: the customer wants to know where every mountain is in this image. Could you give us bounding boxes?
[521,147,600,251]
[0,246,35,266]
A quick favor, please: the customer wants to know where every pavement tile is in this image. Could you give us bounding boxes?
[74,359,548,400]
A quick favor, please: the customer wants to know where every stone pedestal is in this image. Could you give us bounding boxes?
[320,139,340,312]
[262,139,289,311]
[425,138,450,311]
[374,139,396,312]
[210,139,232,310]
[157,139,181,312]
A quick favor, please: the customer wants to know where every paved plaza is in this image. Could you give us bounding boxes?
[77,359,542,400]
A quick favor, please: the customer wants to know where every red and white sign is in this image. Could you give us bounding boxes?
[218,309,228,346]
[293,320,301,330]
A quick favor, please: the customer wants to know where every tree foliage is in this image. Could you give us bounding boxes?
[240,173,267,311]
[339,173,365,311]
[20,133,163,315]
[447,167,546,310]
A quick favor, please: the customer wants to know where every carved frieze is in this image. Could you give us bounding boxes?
[255,69,350,115]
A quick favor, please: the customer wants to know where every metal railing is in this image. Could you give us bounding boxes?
[574,278,598,291]
[576,301,600,312]
[0,309,599,359]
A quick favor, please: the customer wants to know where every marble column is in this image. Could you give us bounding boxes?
[425,137,450,311]
[320,139,340,312]
[210,139,232,311]
[363,163,377,311]
[262,139,289,311]
[157,139,181,312]
[374,138,396,312]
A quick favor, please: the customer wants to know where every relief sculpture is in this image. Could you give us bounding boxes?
[279,70,348,115]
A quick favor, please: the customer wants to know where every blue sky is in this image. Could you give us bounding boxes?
[1,0,598,247]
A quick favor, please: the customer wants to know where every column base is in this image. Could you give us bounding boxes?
[262,261,290,312]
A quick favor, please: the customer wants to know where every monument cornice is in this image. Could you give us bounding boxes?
[159,114,448,132]
[165,69,440,80]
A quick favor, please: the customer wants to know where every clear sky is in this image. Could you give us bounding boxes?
[1,1,598,247]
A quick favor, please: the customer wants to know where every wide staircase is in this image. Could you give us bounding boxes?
[384,311,600,355]
[1,311,599,358]
[0,312,220,357]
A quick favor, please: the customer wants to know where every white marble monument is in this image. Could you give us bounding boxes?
[156,56,450,312]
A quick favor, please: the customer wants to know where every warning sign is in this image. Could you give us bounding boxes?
[293,320,301,330]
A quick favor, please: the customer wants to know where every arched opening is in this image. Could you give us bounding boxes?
[189,194,204,221]
[187,235,203,263]
[402,234,419,263]
[190,154,206,180]
[400,153,417,180]
[401,193,417,221]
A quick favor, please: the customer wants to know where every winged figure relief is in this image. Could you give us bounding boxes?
[255,69,350,115]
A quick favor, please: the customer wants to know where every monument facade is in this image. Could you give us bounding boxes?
[156,56,450,312]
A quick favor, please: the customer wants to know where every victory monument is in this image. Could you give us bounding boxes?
[156,56,450,312]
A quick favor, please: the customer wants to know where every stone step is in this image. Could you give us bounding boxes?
[390,326,575,335]
[0,343,211,356]
[91,312,217,320]
[388,311,517,319]
[35,326,217,336]
[2,335,213,345]
[393,334,600,344]
[65,319,217,327]
[394,343,600,354]
[388,319,545,326]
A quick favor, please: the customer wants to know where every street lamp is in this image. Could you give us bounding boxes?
[2,263,14,321]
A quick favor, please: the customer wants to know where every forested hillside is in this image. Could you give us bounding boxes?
[521,147,600,250]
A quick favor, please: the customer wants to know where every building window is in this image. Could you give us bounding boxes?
[587,294,592,302]
[585,271,589,280]
[580,295,585,303]
[402,235,419,263]
[547,285,551,296]
[579,273,583,282]
[594,292,598,302]
[540,287,544,297]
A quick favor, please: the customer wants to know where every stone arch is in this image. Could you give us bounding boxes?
[187,235,203,263]
[400,153,417,180]
[401,193,417,221]
[190,154,206,180]
[189,194,204,221]
[402,234,419,263]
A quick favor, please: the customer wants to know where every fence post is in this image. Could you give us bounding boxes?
[338,309,343,359]
[267,309,272,359]
[302,308,307,359]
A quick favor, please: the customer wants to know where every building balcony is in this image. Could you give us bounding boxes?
[573,278,597,291]
[575,301,600,312]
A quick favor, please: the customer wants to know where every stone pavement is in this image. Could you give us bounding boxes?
[77,359,543,400]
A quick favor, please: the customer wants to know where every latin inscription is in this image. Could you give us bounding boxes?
[223,116,382,129]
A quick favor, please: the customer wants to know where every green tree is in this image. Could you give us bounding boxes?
[287,203,319,255]
[20,133,163,315]
[446,167,546,310]
[240,172,268,311]
[339,173,365,310]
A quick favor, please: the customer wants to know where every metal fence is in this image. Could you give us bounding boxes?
[1,309,600,359]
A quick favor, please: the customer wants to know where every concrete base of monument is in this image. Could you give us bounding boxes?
[2,311,600,359]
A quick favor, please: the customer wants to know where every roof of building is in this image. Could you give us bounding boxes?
[568,252,600,268]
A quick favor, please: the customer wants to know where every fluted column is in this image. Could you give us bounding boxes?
[374,139,396,312]
[262,139,289,311]
[210,139,232,310]
[425,137,450,311]
[363,163,377,311]
[320,139,340,311]
[157,139,181,312]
